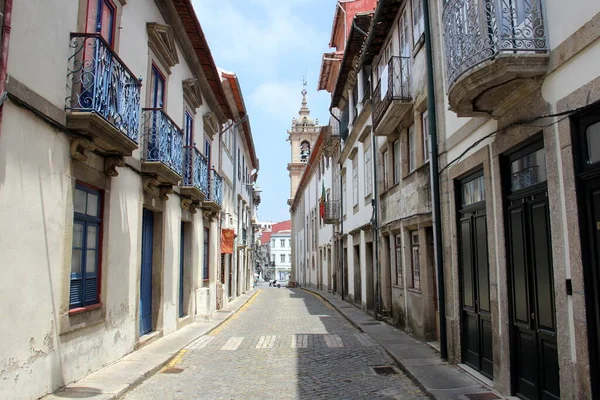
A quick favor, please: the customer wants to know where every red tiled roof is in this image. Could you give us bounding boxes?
[259,220,291,245]
[272,220,291,233]
[260,231,272,245]
[222,72,259,170]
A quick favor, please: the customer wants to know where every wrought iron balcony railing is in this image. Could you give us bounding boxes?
[209,169,224,206]
[66,33,141,142]
[141,108,184,176]
[323,200,341,224]
[183,146,209,194]
[372,56,411,126]
[242,228,247,246]
[443,0,548,87]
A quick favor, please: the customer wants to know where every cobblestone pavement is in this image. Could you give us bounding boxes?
[122,285,427,400]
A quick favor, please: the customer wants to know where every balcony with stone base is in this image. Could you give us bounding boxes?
[66,33,142,175]
[443,0,549,117]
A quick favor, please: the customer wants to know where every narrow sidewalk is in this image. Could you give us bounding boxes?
[44,289,258,400]
[303,287,503,400]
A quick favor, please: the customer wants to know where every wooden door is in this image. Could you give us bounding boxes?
[139,209,154,336]
[505,142,559,400]
[458,172,493,378]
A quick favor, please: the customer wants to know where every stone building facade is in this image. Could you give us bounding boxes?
[291,0,600,399]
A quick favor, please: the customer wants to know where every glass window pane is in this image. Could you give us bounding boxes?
[87,225,98,249]
[510,148,547,191]
[462,175,485,206]
[86,250,97,274]
[587,121,600,164]
[74,189,87,214]
[71,249,82,274]
[73,222,84,248]
[87,192,99,217]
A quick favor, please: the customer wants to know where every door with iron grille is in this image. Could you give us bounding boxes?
[458,171,493,378]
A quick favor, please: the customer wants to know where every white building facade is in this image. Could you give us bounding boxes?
[0,1,258,398]
[292,0,600,399]
[270,230,291,281]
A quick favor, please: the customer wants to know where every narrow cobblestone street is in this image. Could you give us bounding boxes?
[123,286,427,400]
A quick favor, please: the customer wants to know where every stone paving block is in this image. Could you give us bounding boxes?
[123,286,428,400]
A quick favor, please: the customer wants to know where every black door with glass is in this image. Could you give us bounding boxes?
[457,172,493,379]
[504,140,559,400]
[573,107,600,400]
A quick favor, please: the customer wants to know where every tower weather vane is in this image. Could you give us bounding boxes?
[302,71,308,95]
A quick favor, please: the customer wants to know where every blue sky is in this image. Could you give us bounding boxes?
[192,0,336,223]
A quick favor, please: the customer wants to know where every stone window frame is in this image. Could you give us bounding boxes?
[382,149,390,191]
[395,233,404,287]
[409,230,421,291]
[60,159,112,336]
[422,110,430,163]
[364,140,373,198]
[393,138,401,184]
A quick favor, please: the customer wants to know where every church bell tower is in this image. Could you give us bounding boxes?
[287,81,320,205]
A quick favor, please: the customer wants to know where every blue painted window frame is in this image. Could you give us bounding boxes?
[70,184,102,309]
[204,139,211,169]
[151,65,165,109]
[184,111,194,147]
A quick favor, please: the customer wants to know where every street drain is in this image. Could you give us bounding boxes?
[464,393,501,400]
[371,366,398,376]
[162,367,184,374]
[361,322,381,326]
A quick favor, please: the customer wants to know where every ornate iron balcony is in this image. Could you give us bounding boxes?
[443,0,548,87]
[66,33,141,143]
[141,108,184,177]
[182,146,209,199]
[209,169,224,206]
[372,56,411,127]
[323,200,341,225]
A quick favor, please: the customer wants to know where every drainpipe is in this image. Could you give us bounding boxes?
[423,0,448,360]
[364,65,382,321]
[0,0,14,140]
[329,109,345,301]
[339,171,344,300]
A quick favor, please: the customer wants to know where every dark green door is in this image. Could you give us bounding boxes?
[505,142,559,400]
[458,172,493,378]
[573,110,600,399]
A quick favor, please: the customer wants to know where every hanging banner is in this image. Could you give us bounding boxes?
[221,229,235,254]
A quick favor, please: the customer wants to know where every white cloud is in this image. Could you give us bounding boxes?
[249,81,307,124]
[192,0,327,77]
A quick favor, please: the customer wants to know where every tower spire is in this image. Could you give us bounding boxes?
[299,78,309,116]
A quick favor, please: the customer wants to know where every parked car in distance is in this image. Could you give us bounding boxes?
[277,280,289,288]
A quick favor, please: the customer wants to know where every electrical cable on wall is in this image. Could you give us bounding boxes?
[439,104,594,176]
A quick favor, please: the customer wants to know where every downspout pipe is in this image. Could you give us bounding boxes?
[423,0,448,360]
[364,64,382,321]
[339,170,344,300]
[330,108,345,301]
[0,0,14,140]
